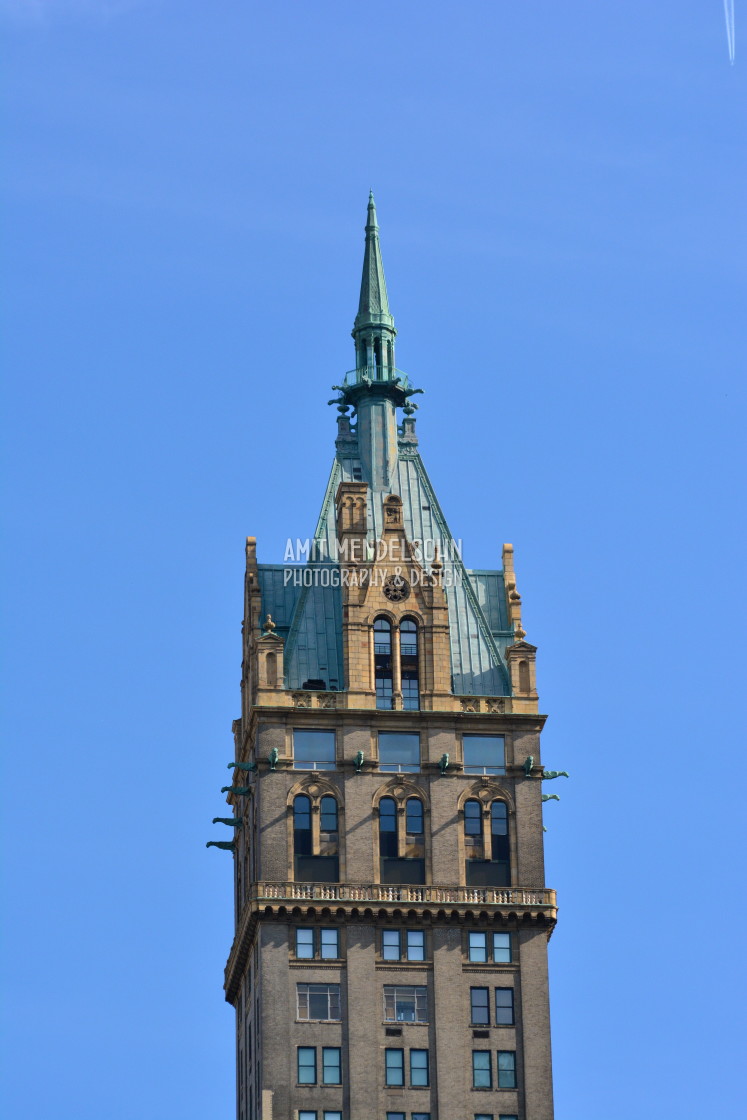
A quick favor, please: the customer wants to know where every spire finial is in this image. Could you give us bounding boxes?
[355,191,392,330]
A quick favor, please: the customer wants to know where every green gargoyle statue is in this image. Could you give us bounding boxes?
[227,761,257,771]
[354,750,364,774]
[212,817,243,827]
[439,753,450,775]
[206,840,235,852]
[220,785,252,796]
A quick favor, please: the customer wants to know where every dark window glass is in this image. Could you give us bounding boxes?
[299,1113,317,1120]
[382,929,401,960]
[322,1047,341,1085]
[401,678,420,711]
[297,984,340,1021]
[386,1114,405,1120]
[400,619,420,711]
[375,618,394,710]
[385,1048,405,1087]
[379,732,420,772]
[410,1049,429,1087]
[463,735,506,775]
[474,1115,494,1120]
[491,802,509,863]
[472,1050,492,1089]
[297,1046,316,1084]
[495,989,514,1026]
[468,932,488,963]
[320,796,338,833]
[493,932,512,963]
[412,1115,431,1120]
[379,797,398,858]
[383,985,428,1023]
[464,799,482,835]
[399,618,418,655]
[294,729,336,770]
[470,987,490,1025]
[406,798,423,835]
[293,796,312,854]
[497,1051,516,1088]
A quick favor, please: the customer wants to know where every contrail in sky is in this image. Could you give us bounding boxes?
[724,0,736,63]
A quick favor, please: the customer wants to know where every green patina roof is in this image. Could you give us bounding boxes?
[256,195,512,696]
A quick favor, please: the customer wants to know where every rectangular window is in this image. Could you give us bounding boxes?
[297,984,341,1021]
[493,932,512,963]
[295,928,315,958]
[401,678,420,711]
[412,1115,431,1120]
[322,1047,341,1085]
[376,678,394,710]
[406,930,426,961]
[297,1046,316,1084]
[293,729,336,770]
[472,1050,492,1089]
[499,1116,519,1120]
[494,988,514,1026]
[382,929,401,961]
[468,932,488,963]
[385,1048,405,1087]
[378,732,420,772]
[470,987,490,1026]
[383,986,428,1023]
[497,1051,517,1089]
[299,1114,317,1120]
[386,1114,405,1120]
[410,1049,429,1087]
[320,928,340,959]
[323,1114,342,1120]
[463,734,505,775]
[474,1115,494,1120]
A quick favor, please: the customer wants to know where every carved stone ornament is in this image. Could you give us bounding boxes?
[383,573,410,602]
[292,692,312,708]
[486,698,505,713]
[460,697,480,713]
[317,693,338,709]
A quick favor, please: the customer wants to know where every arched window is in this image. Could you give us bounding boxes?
[400,619,420,711]
[293,792,340,883]
[464,799,510,888]
[378,794,425,886]
[374,618,393,710]
[518,659,530,693]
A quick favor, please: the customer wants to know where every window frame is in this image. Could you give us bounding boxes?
[321,1046,342,1086]
[296,983,341,1022]
[497,1050,517,1089]
[409,1048,429,1087]
[385,1047,405,1087]
[383,985,428,1024]
[494,988,515,1026]
[293,728,337,771]
[378,731,421,773]
[462,734,506,776]
[472,1049,492,1089]
[297,1046,317,1085]
[470,986,490,1026]
[294,926,341,960]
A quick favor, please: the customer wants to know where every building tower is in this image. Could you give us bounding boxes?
[220,195,558,1120]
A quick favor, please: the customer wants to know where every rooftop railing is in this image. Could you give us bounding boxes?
[251,881,556,908]
[342,366,413,392]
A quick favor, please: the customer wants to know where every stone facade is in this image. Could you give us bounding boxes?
[219,196,557,1120]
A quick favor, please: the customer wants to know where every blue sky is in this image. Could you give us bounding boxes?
[1,3,745,1118]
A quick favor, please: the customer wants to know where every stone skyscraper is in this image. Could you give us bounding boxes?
[215,196,558,1120]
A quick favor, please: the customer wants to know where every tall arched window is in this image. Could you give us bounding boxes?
[464,798,510,888]
[374,618,393,710]
[378,794,426,886]
[400,619,420,711]
[293,793,340,883]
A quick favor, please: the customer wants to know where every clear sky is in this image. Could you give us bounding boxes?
[1,3,745,1118]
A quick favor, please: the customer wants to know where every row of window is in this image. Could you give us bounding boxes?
[374,617,420,710]
[292,791,510,888]
[292,927,513,964]
[294,983,515,1026]
[293,729,505,775]
[296,1047,517,1090]
[473,1051,517,1090]
[298,1115,518,1120]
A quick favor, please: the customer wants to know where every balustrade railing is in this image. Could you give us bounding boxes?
[251,881,555,908]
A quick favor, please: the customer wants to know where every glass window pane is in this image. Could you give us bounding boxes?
[497,1051,516,1088]
[374,617,392,653]
[382,930,401,960]
[499,1116,519,1120]
[299,1113,317,1120]
[493,933,512,963]
[491,802,508,834]
[378,732,420,772]
[297,1047,316,1084]
[324,1114,342,1120]
[464,800,482,835]
[469,932,488,962]
[294,795,312,830]
[470,987,490,1025]
[406,799,424,835]
[406,930,425,960]
[386,1114,406,1120]
[472,1050,492,1088]
[385,1048,404,1086]
[320,796,338,832]
[495,988,514,1025]
[463,735,505,774]
[475,1115,494,1120]
[296,928,315,958]
[412,1115,431,1120]
[322,1047,341,1084]
[410,1049,429,1086]
[294,729,336,767]
[320,928,339,959]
